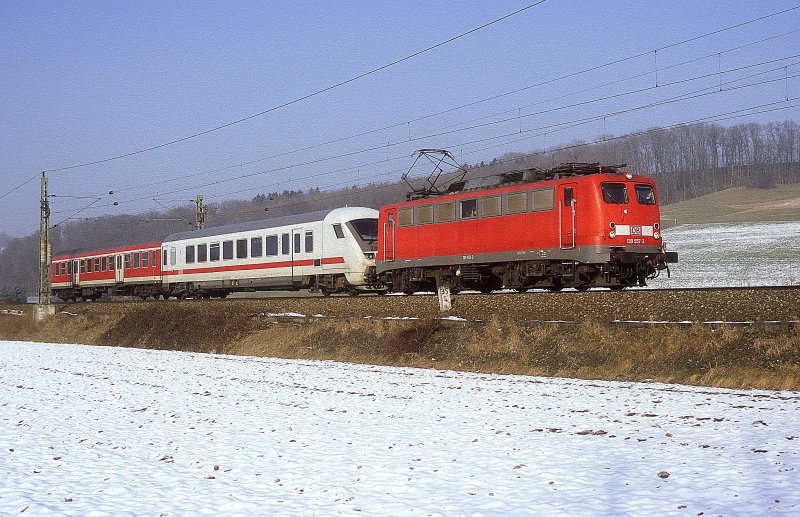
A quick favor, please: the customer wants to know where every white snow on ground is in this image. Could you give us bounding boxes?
[2,341,798,516]
[649,221,800,289]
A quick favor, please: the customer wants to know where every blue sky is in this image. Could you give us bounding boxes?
[1,1,799,237]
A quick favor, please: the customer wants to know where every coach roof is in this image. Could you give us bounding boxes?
[163,209,336,243]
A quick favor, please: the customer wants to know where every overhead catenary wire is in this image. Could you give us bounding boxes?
[87,58,800,211]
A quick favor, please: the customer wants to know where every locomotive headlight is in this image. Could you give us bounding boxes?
[653,231,661,240]
[625,172,633,180]
[653,222,660,230]
[609,221,616,229]
[609,230,616,239]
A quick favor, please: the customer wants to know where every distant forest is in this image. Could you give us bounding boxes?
[2,119,799,300]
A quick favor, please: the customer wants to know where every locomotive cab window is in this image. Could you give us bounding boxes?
[332,223,345,239]
[635,184,656,205]
[349,219,378,243]
[601,183,628,204]
[563,187,574,207]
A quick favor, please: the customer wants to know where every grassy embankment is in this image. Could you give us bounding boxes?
[2,298,797,391]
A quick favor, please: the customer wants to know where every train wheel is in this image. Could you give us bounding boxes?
[320,287,332,297]
[347,289,360,297]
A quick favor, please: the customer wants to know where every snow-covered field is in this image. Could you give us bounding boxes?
[2,341,798,516]
[649,221,800,289]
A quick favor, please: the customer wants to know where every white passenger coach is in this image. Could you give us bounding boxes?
[161,207,381,298]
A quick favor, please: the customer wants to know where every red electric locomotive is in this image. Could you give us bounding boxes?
[375,163,677,293]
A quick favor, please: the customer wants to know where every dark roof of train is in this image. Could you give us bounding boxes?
[163,209,334,243]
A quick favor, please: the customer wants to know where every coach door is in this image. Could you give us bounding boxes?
[291,229,302,285]
[115,254,124,283]
[383,212,395,262]
[560,184,576,249]
[71,259,79,287]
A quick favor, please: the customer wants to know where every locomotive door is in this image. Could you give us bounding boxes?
[560,184,576,249]
[383,212,395,261]
[115,254,124,283]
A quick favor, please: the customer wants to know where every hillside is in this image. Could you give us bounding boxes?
[661,184,800,225]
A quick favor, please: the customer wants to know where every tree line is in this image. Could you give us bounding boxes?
[1,119,798,300]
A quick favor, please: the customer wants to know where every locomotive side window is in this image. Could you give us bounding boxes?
[398,207,413,227]
[266,235,279,256]
[415,205,433,225]
[506,192,527,214]
[236,238,248,259]
[186,245,195,264]
[532,187,555,211]
[480,196,501,217]
[251,237,263,258]
[436,202,455,223]
[563,187,574,207]
[210,243,220,262]
[601,183,628,204]
[197,243,207,262]
[460,199,477,219]
[223,240,234,260]
[281,233,290,255]
[305,231,313,253]
[333,223,345,239]
[635,184,656,205]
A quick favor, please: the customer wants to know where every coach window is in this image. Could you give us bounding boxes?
[294,233,301,254]
[305,231,314,253]
[210,242,220,262]
[236,238,248,259]
[133,253,140,268]
[333,223,345,239]
[101,257,107,272]
[436,202,455,223]
[280,233,289,255]
[142,251,149,268]
[197,243,207,262]
[125,254,132,269]
[266,235,279,256]
[186,245,195,264]
[169,247,177,266]
[601,183,628,204]
[222,240,234,260]
[110,256,116,270]
[460,199,477,219]
[635,184,656,205]
[152,250,158,267]
[251,237,263,258]
[163,248,168,266]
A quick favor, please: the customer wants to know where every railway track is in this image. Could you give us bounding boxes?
[27,285,799,325]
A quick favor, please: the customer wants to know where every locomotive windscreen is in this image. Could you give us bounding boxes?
[349,218,378,243]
